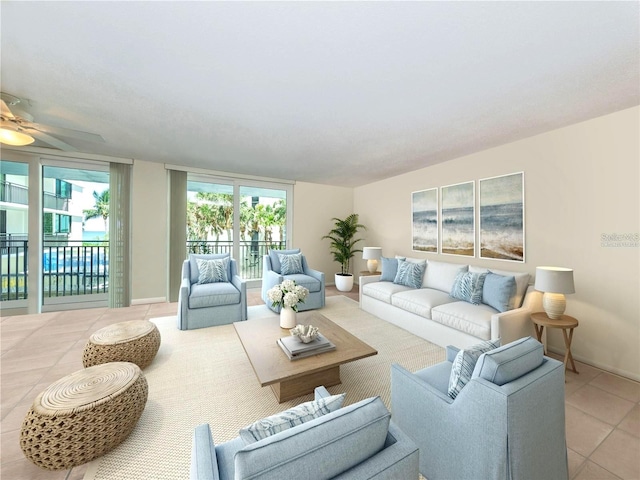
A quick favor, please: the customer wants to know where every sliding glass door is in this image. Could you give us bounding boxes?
[186,174,291,284]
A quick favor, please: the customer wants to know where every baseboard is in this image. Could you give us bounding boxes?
[547,346,640,383]
[131,297,167,305]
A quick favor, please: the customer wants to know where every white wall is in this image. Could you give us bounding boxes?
[131,159,168,302]
[354,106,640,380]
[292,182,354,283]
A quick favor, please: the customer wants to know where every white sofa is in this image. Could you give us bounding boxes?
[359,259,543,349]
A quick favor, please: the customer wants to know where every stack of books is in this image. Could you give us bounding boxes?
[277,333,336,360]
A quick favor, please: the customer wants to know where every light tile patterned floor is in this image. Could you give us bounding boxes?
[1,286,638,480]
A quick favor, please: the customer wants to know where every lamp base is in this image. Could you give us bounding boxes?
[366,259,378,274]
[542,292,566,319]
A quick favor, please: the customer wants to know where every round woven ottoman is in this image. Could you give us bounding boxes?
[83,319,161,369]
[20,362,148,470]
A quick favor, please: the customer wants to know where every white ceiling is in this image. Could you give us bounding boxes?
[2,1,638,187]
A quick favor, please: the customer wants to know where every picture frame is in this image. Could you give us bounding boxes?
[440,181,475,256]
[412,188,438,252]
[479,171,525,262]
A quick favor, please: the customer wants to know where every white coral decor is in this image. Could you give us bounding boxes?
[267,280,309,312]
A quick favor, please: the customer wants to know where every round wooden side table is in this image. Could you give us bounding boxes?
[531,312,579,374]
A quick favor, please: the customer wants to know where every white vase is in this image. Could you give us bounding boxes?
[280,306,297,329]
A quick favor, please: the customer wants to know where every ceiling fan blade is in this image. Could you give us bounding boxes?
[1,99,16,119]
[28,122,105,143]
[24,128,77,152]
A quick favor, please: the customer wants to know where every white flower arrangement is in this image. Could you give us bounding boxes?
[267,279,309,312]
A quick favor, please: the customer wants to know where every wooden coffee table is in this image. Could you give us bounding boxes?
[234,311,377,402]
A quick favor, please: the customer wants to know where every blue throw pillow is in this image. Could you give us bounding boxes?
[482,273,517,312]
[393,259,426,289]
[380,257,400,282]
[448,338,501,399]
[450,271,487,305]
[278,253,304,275]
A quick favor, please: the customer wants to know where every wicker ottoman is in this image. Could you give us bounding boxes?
[20,362,148,470]
[83,319,161,369]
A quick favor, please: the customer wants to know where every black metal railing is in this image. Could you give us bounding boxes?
[1,240,110,301]
[187,240,285,279]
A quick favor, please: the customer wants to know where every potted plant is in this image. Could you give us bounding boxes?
[322,214,366,292]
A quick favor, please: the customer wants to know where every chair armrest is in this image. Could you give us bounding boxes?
[190,424,220,480]
[332,421,419,480]
[446,345,460,362]
[303,266,325,283]
[314,386,331,400]
[231,274,248,321]
[177,276,191,330]
[391,363,454,406]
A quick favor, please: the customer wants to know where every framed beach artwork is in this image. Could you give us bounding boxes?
[479,172,525,262]
[412,188,438,252]
[440,181,475,256]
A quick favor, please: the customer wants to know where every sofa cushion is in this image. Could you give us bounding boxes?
[234,396,391,480]
[469,266,530,309]
[278,253,304,275]
[431,301,497,340]
[474,336,544,386]
[188,282,240,309]
[282,273,321,293]
[189,253,231,284]
[481,272,517,312]
[450,271,487,305]
[380,256,404,282]
[391,288,455,320]
[362,281,412,304]
[269,248,301,274]
[196,257,229,284]
[423,260,468,292]
[448,338,501,399]
[394,259,426,288]
[239,393,345,444]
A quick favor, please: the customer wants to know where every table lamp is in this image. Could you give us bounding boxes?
[534,266,575,319]
[362,247,382,273]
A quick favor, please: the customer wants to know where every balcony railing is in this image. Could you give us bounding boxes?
[1,238,284,302]
[43,192,69,211]
[0,181,28,205]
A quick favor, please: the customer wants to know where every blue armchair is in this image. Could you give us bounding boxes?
[190,386,419,480]
[391,336,568,480]
[261,249,325,313]
[178,253,247,330]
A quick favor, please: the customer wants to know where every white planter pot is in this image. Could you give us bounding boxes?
[335,273,354,292]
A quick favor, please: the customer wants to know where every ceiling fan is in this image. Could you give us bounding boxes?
[0,92,105,151]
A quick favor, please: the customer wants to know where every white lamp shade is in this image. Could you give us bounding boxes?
[534,267,575,294]
[362,247,382,260]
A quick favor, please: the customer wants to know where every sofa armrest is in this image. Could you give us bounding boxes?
[490,286,542,344]
[332,421,419,480]
[358,274,381,305]
[190,424,220,480]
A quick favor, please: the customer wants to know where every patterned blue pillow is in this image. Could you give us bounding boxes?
[196,257,229,284]
[450,271,487,305]
[239,393,346,444]
[448,339,501,399]
[278,253,304,275]
[393,259,426,289]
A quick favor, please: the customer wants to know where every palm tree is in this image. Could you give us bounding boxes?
[83,189,110,232]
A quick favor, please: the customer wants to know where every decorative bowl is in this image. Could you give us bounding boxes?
[290,324,319,343]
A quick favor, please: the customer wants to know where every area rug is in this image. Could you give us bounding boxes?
[84,296,444,480]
